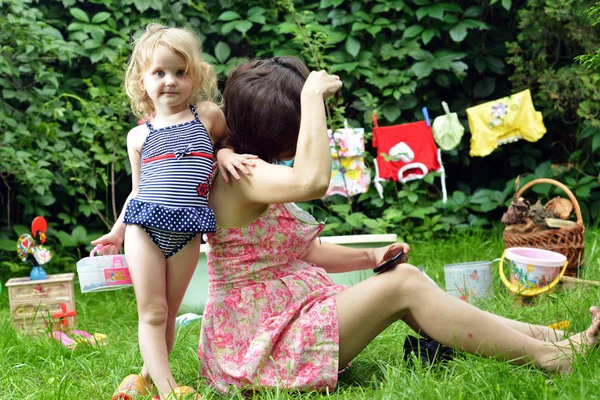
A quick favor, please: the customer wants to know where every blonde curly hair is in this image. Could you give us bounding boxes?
[124,23,220,119]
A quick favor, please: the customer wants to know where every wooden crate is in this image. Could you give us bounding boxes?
[5,273,76,334]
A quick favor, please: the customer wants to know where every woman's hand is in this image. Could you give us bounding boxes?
[301,70,342,100]
[216,148,258,183]
[372,242,410,268]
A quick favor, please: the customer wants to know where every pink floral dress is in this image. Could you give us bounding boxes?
[198,203,347,394]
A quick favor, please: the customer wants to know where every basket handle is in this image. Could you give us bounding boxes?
[514,178,583,225]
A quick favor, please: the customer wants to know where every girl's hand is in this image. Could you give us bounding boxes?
[91,230,124,254]
[372,242,410,268]
[301,70,342,100]
[216,148,258,183]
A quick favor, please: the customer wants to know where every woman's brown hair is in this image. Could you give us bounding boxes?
[222,57,310,162]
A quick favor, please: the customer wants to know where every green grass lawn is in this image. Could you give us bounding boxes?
[1,229,600,399]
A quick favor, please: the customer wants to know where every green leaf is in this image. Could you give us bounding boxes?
[464,6,481,17]
[218,11,241,21]
[248,15,266,24]
[247,7,265,16]
[332,0,345,6]
[421,28,436,45]
[325,30,347,44]
[411,61,433,78]
[501,0,512,10]
[426,4,446,20]
[69,8,90,23]
[579,126,598,139]
[452,190,468,205]
[221,21,238,35]
[89,27,106,43]
[345,36,360,58]
[593,133,600,152]
[416,8,429,20]
[55,231,76,247]
[352,22,371,32]
[403,25,424,38]
[381,105,401,122]
[72,225,88,243]
[449,23,467,42]
[90,50,104,63]
[485,57,505,74]
[235,20,253,35]
[91,12,111,24]
[473,77,496,98]
[398,95,418,110]
[214,42,231,63]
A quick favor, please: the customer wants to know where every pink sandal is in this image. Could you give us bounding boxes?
[48,331,75,349]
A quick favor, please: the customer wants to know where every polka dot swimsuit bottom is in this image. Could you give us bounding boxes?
[123,105,215,258]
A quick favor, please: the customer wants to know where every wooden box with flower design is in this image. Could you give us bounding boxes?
[5,273,76,334]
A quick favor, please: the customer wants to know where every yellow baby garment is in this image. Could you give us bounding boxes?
[467,89,546,157]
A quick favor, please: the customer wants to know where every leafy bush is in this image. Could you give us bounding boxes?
[0,0,597,278]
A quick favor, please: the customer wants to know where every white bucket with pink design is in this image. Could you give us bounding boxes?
[499,247,568,296]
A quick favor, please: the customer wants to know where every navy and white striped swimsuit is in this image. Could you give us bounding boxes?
[123,105,215,258]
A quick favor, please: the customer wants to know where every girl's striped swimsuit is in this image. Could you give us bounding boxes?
[123,105,215,258]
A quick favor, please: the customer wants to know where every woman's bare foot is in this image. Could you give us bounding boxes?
[539,306,600,374]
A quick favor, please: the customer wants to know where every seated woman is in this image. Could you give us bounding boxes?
[198,56,600,394]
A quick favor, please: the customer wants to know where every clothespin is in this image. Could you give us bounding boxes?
[422,107,431,127]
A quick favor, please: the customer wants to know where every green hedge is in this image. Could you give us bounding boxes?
[1,0,599,276]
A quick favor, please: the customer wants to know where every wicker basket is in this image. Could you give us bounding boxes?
[502,178,585,277]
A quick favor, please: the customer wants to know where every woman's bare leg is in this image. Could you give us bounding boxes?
[335,263,600,372]
[404,310,564,342]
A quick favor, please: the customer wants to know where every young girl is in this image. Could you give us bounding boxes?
[92,24,254,400]
[199,56,600,394]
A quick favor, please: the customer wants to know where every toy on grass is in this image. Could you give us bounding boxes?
[16,216,52,281]
[47,302,107,349]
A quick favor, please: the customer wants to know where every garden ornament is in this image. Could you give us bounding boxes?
[16,216,52,280]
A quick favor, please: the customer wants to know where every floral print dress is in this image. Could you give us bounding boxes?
[198,203,347,394]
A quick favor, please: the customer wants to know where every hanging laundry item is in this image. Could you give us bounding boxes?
[372,113,447,203]
[467,89,546,157]
[325,121,370,198]
[432,101,464,151]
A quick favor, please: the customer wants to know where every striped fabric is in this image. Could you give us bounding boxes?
[124,105,216,258]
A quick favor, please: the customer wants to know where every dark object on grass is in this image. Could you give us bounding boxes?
[403,335,455,366]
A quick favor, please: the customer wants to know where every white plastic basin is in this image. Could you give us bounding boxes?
[180,234,397,314]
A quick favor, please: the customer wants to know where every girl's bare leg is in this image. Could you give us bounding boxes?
[125,225,175,394]
[164,235,201,358]
[335,263,600,372]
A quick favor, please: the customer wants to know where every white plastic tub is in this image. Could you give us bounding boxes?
[76,252,132,293]
[180,234,398,314]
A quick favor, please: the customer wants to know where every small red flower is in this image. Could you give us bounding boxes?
[196,176,212,197]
